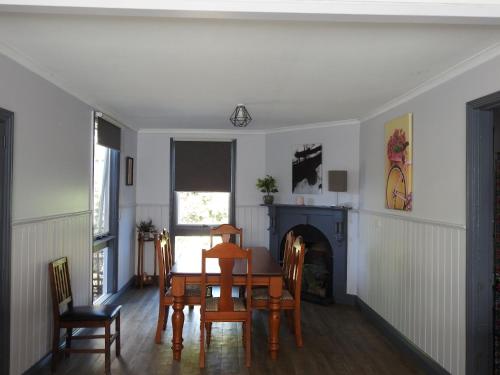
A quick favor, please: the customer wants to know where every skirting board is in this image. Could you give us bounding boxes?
[23,276,135,375]
[356,298,451,375]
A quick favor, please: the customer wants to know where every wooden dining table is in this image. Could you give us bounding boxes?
[170,246,283,360]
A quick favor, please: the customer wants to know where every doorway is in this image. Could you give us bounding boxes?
[0,108,14,375]
[466,91,500,375]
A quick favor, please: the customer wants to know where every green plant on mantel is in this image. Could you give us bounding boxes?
[136,219,156,233]
[256,175,279,205]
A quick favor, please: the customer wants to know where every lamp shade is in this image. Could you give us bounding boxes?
[230,104,252,127]
[328,170,347,192]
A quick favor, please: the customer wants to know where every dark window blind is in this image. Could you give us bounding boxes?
[97,117,121,151]
[174,141,232,192]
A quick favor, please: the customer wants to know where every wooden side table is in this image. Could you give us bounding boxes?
[136,232,157,288]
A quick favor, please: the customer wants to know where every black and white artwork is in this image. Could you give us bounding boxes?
[292,144,322,194]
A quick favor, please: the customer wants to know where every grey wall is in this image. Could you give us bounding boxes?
[118,125,137,289]
[0,52,137,374]
[265,123,360,207]
[358,53,500,375]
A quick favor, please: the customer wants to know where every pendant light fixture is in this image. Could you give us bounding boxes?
[230,104,252,127]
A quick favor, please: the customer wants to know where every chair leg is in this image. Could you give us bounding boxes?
[65,328,72,358]
[163,305,169,331]
[245,319,251,367]
[116,313,121,358]
[205,322,212,347]
[51,322,60,372]
[155,302,166,344]
[105,321,111,374]
[199,320,205,368]
[293,308,303,347]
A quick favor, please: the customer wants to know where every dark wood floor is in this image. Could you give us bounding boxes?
[36,287,424,375]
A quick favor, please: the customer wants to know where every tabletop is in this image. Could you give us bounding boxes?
[171,247,282,276]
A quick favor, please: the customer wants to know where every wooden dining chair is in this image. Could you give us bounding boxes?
[252,236,306,347]
[199,242,252,368]
[209,224,243,247]
[49,257,121,374]
[282,230,296,282]
[155,230,202,343]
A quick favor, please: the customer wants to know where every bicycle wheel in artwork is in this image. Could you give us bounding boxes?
[385,113,413,211]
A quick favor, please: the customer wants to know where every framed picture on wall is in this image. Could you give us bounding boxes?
[125,156,134,186]
[292,143,322,194]
[385,113,413,211]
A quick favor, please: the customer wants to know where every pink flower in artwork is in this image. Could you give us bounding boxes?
[387,129,409,164]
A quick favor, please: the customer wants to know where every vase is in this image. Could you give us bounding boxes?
[263,195,274,205]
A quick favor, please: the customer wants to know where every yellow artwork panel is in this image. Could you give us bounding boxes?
[385,113,413,211]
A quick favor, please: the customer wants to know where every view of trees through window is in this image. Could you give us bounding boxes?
[176,192,229,225]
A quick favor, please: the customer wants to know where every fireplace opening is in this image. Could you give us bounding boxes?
[280,224,333,304]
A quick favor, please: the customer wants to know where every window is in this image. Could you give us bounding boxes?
[170,140,235,259]
[92,114,120,303]
[93,140,111,237]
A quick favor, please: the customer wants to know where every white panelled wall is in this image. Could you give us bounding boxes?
[136,204,268,273]
[10,212,92,375]
[358,211,465,375]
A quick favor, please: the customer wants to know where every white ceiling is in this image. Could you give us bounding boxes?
[1,12,500,130]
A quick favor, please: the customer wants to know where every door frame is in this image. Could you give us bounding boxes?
[0,108,14,375]
[466,91,500,375]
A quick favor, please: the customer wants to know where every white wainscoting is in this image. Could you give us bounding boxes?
[136,204,269,273]
[358,210,465,375]
[10,211,92,375]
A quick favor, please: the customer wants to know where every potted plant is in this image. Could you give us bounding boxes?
[256,175,279,205]
[136,219,156,239]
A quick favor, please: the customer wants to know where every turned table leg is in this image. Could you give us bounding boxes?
[268,276,282,360]
[171,276,185,361]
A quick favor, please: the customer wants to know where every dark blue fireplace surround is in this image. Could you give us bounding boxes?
[265,204,353,305]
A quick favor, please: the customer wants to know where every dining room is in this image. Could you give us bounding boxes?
[2,1,500,375]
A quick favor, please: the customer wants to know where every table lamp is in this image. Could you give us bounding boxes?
[328,170,347,206]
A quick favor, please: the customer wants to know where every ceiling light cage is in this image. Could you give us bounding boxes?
[230,104,252,127]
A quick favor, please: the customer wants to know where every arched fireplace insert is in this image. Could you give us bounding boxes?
[266,204,351,305]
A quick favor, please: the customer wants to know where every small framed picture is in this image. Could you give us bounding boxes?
[125,157,134,186]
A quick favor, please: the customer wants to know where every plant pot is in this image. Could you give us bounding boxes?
[263,195,274,205]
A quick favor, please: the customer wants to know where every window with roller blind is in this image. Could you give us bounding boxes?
[92,114,120,303]
[170,139,236,258]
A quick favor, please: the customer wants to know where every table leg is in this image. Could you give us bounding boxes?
[268,276,282,360]
[171,276,185,361]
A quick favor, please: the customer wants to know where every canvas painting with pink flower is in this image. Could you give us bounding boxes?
[385,113,413,211]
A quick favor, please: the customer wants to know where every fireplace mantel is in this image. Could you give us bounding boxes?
[264,204,352,304]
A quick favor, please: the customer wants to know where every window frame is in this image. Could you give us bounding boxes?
[92,113,120,302]
[169,138,236,258]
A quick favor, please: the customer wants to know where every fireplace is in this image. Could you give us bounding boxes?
[266,204,351,304]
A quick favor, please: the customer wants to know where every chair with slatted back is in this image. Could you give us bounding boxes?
[252,236,305,347]
[209,224,243,247]
[199,242,252,368]
[49,257,121,374]
[282,230,296,283]
[155,230,202,343]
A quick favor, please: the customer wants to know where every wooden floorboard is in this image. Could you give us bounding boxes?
[36,287,425,375]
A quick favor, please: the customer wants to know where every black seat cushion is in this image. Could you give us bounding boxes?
[60,304,121,322]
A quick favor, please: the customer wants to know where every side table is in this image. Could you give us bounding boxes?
[136,232,157,288]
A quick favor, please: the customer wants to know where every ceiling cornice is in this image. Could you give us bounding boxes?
[0,39,139,132]
[138,119,360,136]
[360,41,500,123]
